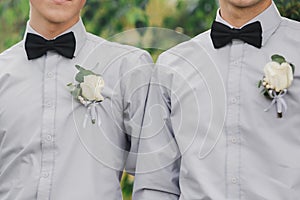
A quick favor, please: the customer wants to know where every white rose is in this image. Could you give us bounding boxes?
[264,61,293,92]
[80,75,104,101]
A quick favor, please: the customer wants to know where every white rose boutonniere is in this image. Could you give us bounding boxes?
[264,61,293,92]
[258,54,295,118]
[80,75,104,102]
[68,65,105,126]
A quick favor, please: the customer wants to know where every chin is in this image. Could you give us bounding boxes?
[45,12,77,23]
[230,0,265,8]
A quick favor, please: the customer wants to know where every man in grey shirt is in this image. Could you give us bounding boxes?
[0,0,152,199]
[133,0,300,199]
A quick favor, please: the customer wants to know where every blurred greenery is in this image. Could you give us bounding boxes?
[276,0,300,20]
[0,0,300,199]
[2,0,299,53]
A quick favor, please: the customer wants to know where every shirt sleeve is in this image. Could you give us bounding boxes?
[122,51,154,174]
[132,62,181,200]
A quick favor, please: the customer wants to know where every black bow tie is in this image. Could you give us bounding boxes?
[25,32,76,60]
[210,21,262,49]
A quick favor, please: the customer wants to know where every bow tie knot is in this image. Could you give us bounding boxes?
[25,32,76,60]
[210,21,262,49]
[230,29,242,38]
[44,40,55,51]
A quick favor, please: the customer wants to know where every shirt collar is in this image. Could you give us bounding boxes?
[24,18,87,57]
[215,2,282,47]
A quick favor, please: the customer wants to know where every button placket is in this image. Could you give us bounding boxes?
[226,42,244,199]
[37,54,58,200]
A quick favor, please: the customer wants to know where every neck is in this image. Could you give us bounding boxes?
[29,16,79,40]
[219,1,272,28]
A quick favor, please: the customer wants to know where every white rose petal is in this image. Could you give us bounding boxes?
[281,62,293,86]
[264,61,293,91]
[80,75,104,101]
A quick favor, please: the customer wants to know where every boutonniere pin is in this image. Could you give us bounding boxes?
[258,54,295,118]
[68,65,104,126]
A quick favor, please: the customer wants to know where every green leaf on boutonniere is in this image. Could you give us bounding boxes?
[290,63,295,74]
[260,88,269,97]
[67,83,76,92]
[75,65,96,83]
[71,86,82,99]
[271,54,286,64]
[258,80,262,88]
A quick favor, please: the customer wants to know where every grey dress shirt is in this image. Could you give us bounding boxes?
[133,2,300,200]
[0,19,153,200]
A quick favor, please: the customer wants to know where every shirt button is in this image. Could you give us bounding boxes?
[45,101,53,108]
[233,61,240,66]
[42,172,49,178]
[47,72,54,78]
[231,137,237,144]
[231,97,238,104]
[231,177,238,184]
[46,135,53,142]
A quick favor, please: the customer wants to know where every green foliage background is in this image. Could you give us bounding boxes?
[0,0,299,199]
[1,0,299,53]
